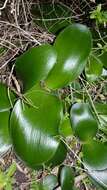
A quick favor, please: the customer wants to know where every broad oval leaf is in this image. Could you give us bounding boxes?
[70,103,98,142]
[83,140,107,170]
[15,44,57,92]
[0,111,11,155]
[39,174,58,190]
[10,90,63,168]
[85,55,103,82]
[46,141,67,167]
[45,24,92,89]
[59,165,74,190]
[0,83,15,111]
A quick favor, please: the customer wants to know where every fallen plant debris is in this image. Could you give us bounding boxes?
[0,1,107,190]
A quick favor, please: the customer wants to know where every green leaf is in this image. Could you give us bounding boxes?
[70,103,98,142]
[83,140,107,170]
[94,103,107,132]
[31,3,71,34]
[71,81,83,101]
[59,115,72,137]
[15,44,57,92]
[10,90,63,168]
[59,165,74,190]
[99,52,107,69]
[98,115,107,133]
[0,83,14,155]
[85,55,103,82]
[39,174,58,190]
[7,162,16,177]
[87,168,107,189]
[90,4,102,23]
[46,141,67,167]
[45,24,92,89]
[0,111,11,155]
[95,103,107,115]
[0,172,6,189]
[5,183,13,190]
[0,83,15,111]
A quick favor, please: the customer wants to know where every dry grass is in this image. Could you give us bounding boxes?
[0,0,103,189]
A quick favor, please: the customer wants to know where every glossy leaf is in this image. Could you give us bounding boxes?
[0,111,11,155]
[99,51,107,69]
[87,168,107,189]
[10,90,63,168]
[45,24,92,89]
[39,174,58,190]
[59,165,74,190]
[59,115,72,137]
[31,3,71,34]
[83,140,107,170]
[15,44,57,91]
[70,103,98,141]
[0,83,15,111]
[85,55,103,82]
[46,141,67,167]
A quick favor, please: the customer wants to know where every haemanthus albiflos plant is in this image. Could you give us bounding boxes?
[1,23,107,189]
